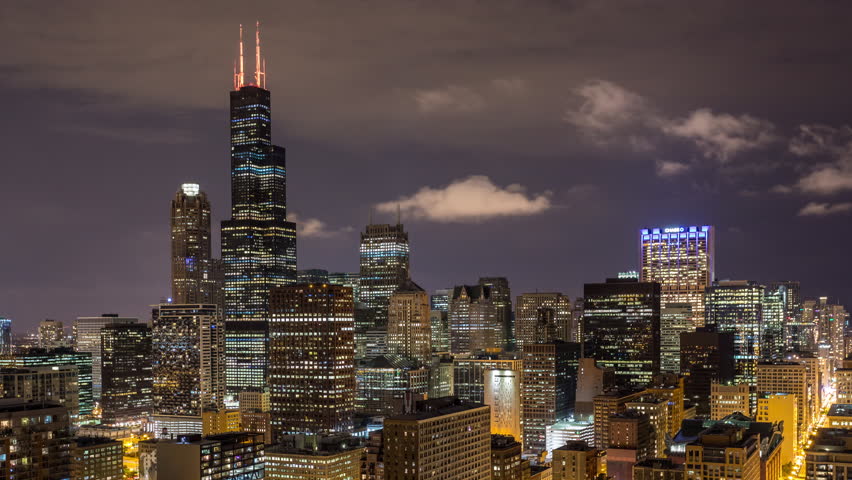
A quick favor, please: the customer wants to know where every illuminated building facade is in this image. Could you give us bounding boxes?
[387,279,432,365]
[430,288,451,312]
[522,341,580,452]
[448,284,501,354]
[453,354,522,403]
[383,397,491,480]
[484,369,522,441]
[222,26,297,395]
[756,361,810,443]
[684,425,761,480]
[297,268,329,284]
[359,223,410,326]
[328,271,360,300]
[755,393,797,464]
[660,303,693,373]
[710,382,750,419]
[156,432,265,480]
[38,319,65,349]
[592,389,645,449]
[71,437,123,480]
[762,286,787,361]
[152,303,225,416]
[704,280,764,386]
[479,277,513,350]
[552,441,600,480]
[100,323,152,424]
[0,400,72,479]
[805,428,852,480]
[171,184,222,308]
[546,420,595,454]
[0,366,79,416]
[491,434,523,480]
[73,313,137,401]
[269,284,355,439]
[430,309,450,353]
[515,292,572,352]
[0,348,93,417]
[266,435,363,480]
[583,278,661,389]
[639,225,714,328]
[0,317,11,355]
[355,355,429,417]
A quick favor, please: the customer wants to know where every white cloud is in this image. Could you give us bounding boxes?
[376,175,551,222]
[289,213,353,238]
[656,160,690,177]
[414,85,485,113]
[796,167,852,195]
[769,184,793,194]
[789,124,852,157]
[797,202,852,216]
[564,80,649,133]
[661,108,777,162]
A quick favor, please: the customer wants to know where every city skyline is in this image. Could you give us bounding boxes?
[4,2,852,330]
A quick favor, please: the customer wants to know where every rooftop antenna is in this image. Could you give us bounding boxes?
[397,204,401,225]
[255,21,265,88]
[234,24,245,89]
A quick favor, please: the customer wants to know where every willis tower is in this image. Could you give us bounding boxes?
[222,23,297,395]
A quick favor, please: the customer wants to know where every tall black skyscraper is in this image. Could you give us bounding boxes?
[221,24,297,394]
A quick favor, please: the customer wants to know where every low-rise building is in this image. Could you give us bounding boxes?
[156,432,265,480]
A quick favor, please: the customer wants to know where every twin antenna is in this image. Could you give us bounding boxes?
[233,22,266,90]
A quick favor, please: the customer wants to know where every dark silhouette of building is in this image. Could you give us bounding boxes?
[101,323,152,424]
[679,327,735,415]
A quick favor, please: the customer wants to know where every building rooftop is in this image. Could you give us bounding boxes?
[491,434,521,449]
[829,405,852,418]
[387,397,486,421]
[0,398,64,413]
[554,440,595,452]
[73,436,121,447]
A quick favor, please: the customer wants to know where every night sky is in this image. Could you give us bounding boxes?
[3,1,852,331]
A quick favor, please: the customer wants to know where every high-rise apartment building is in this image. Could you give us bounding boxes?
[152,303,225,416]
[515,292,572,352]
[552,441,600,480]
[705,280,764,386]
[448,284,501,354]
[710,382,750,419]
[583,278,661,389]
[0,317,11,355]
[430,288,451,312]
[762,286,787,362]
[387,279,432,365]
[592,389,646,450]
[383,397,491,479]
[269,284,355,440]
[359,223,410,326]
[0,348,94,417]
[100,323,152,424]
[156,432,265,480]
[171,183,222,307]
[73,313,137,400]
[328,271,360,300]
[222,26,297,395]
[522,341,580,453]
[479,277,513,350]
[639,225,714,328]
[805,428,852,480]
[684,424,761,480]
[266,434,363,480]
[0,366,79,416]
[71,437,124,480]
[660,303,693,373]
[355,355,429,417]
[38,319,65,349]
[491,434,524,480]
[429,310,450,353]
[0,399,72,479]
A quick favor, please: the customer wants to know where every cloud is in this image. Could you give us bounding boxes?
[564,80,650,134]
[289,213,353,238]
[656,160,690,177]
[789,124,852,157]
[796,167,852,195]
[376,175,551,222]
[414,85,485,113]
[797,202,852,216]
[661,108,777,161]
[770,184,793,194]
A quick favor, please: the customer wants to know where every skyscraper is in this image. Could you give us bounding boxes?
[762,286,788,361]
[359,222,410,326]
[73,313,137,401]
[386,279,432,366]
[152,303,225,416]
[659,303,693,373]
[479,277,513,350]
[269,284,355,440]
[221,24,297,394]
[171,183,222,307]
[583,278,661,389]
[38,319,65,349]
[328,271,360,300]
[100,323,152,424]
[704,280,764,386]
[515,292,572,351]
[448,284,501,354]
[639,225,714,328]
[0,317,10,355]
[522,341,580,452]
[0,348,94,418]
[679,327,735,415]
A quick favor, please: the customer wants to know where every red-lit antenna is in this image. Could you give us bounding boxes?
[255,21,266,88]
[234,24,245,90]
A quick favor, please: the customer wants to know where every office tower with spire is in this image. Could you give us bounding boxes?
[387,279,432,366]
[171,183,222,307]
[269,284,356,440]
[221,24,297,395]
[359,220,410,327]
[640,226,714,328]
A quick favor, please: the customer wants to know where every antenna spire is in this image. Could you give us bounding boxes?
[255,21,266,88]
[397,204,401,225]
[234,24,245,90]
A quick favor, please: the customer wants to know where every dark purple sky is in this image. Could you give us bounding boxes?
[3,1,852,332]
